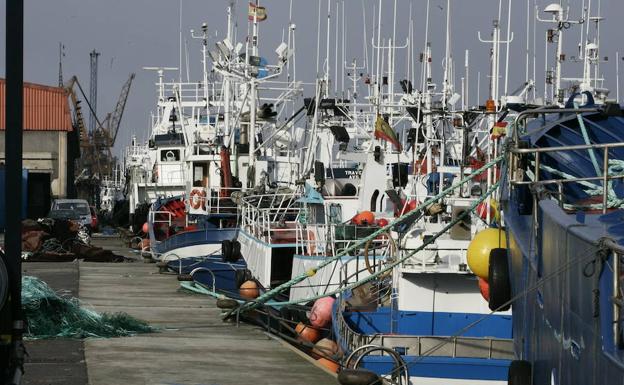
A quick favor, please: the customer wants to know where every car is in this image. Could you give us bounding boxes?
[89,206,99,232]
[49,199,92,232]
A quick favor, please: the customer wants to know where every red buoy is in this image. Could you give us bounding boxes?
[478,277,490,301]
[309,297,335,328]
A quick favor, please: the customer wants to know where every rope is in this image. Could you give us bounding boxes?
[236,179,502,312]
[354,240,608,385]
[574,102,602,177]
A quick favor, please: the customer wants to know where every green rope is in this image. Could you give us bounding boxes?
[574,102,602,177]
[22,276,154,339]
[252,181,501,307]
[236,155,504,312]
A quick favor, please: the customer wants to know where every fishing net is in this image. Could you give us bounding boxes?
[22,276,154,339]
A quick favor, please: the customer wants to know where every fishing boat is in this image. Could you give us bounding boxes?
[493,4,624,384]
[152,1,303,267]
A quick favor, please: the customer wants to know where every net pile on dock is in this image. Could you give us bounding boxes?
[22,276,153,339]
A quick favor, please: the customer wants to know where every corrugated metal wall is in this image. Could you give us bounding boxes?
[0,78,73,131]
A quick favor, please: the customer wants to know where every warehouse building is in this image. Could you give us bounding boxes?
[0,79,80,219]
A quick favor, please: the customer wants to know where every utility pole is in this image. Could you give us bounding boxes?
[2,0,26,382]
[89,50,100,134]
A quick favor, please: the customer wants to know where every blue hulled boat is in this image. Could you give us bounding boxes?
[498,99,624,384]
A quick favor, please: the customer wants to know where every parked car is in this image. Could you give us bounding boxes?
[49,199,92,232]
[89,206,99,232]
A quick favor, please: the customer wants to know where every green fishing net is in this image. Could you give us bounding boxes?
[22,276,154,339]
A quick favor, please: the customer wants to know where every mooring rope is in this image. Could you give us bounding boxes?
[232,154,503,313]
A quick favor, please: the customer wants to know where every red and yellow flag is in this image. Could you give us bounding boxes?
[248,2,267,21]
[374,115,402,151]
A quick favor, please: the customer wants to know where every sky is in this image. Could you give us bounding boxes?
[1,0,623,158]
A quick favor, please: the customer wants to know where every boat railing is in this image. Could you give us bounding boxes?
[602,238,624,354]
[149,210,172,228]
[295,223,392,259]
[160,81,223,104]
[334,296,514,360]
[189,187,243,215]
[240,192,302,244]
[508,141,624,213]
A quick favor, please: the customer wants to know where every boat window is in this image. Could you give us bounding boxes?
[328,203,342,224]
[310,205,325,224]
[161,149,180,162]
[193,163,209,187]
[371,190,379,212]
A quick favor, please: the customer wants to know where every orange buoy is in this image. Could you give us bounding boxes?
[317,357,340,373]
[376,218,389,227]
[142,222,149,234]
[309,297,335,328]
[239,280,260,300]
[140,239,151,250]
[352,211,375,226]
[312,338,340,359]
[478,277,490,301]
[295,322,321,343]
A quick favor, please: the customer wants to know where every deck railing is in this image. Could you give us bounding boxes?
[334,296,514,360]
[240,192,302,244]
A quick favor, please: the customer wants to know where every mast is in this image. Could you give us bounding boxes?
[249,1,260,171]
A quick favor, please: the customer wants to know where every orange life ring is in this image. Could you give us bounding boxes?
[189,189,205,210]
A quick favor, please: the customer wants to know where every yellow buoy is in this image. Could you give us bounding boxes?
[467,228,506,279]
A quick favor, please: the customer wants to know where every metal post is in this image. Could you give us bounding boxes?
[4,0,25,379]
[613,250,620,348]
[603,146,609,214]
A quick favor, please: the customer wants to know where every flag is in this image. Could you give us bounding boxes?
[248,2,267,21]
[374,115,402,151]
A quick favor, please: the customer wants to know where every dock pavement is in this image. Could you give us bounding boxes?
[21,235,337,385]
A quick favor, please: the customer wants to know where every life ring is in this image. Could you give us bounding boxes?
[189,189,205,210]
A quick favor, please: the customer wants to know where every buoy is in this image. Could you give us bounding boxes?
[142,222,149,234]
[140,239,151,250]
[478,277,490,301]
[466,228,507,279]
[317,357,340,373]
[239,280,260,300]
[376,218,389,227]
[312,338,340,359]
[309,297,335,328]
[352,211,375,226]
[295,322,321,343]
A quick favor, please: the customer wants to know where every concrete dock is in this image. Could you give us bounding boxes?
[22,236,337,385]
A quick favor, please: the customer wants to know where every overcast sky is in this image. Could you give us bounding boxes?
[1,0,623,157]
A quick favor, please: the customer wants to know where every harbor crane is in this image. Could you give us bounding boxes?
[64,73,135,201]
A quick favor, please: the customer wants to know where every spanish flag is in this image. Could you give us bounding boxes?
[248,2,267,21]
[374,115,402,151]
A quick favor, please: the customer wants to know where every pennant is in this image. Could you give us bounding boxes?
[248,2,267,21]
[374,115,402,151]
